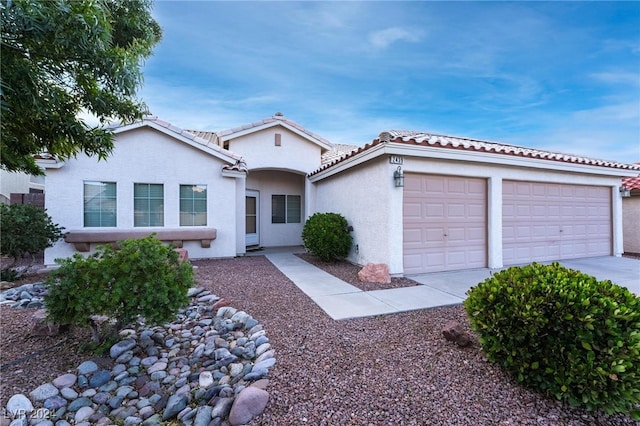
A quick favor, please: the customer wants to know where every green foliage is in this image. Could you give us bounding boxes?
[1,268,21,281]
[80,332,121,356]
[0,203,64,259]
[45,236,194,344]
[464,262,640,419]
[301,212,352,262]
[1,0,162,175]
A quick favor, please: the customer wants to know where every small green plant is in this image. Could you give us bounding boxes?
[45,235,195,345]
[464,262,640,419]
[0,268,21,282]
[0,203,64,277]
[301,212,352,262]
[80,333,121,356]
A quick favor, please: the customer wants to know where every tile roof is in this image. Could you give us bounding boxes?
[217,112,334,148]
[222,159,249,173]
[184,129,219,145]
[622,164,640,190]
[623,175,640,190]
[321,143,360,165]
[120,116,243,162]
[310,130,640,176]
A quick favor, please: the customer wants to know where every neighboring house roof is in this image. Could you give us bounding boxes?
[622,163,640,190]
[310,130,640,177]
[623,175,640,190]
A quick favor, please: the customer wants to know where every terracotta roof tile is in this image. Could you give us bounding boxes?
[310,130,640,176]
[222,159,248,173]
[622,164,640,190]
[623,175,640,190]
[321,144,360,165]
[184,130,219,145]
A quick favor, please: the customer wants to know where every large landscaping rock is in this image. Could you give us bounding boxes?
[228,386,269,426]
[442,320,471,347]
[357,263,391,284]
[30,309,59,337]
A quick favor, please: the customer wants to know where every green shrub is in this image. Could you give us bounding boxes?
[301,212,352,262]
[45,235,194,344]
[1,268,21,282]
[0,203,64,261]
[464,262,640,419]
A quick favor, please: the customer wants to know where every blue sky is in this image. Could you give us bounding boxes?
[139,1,640,163]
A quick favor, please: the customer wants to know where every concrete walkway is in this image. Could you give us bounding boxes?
[266,252,639,321]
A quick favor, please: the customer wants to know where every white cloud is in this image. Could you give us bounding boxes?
[508,101,640,163]
[590,72,640,87]
[138,78,284,131]
[368,27,423,49]
[137,1,639,164]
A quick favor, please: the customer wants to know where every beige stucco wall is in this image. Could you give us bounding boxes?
[623,194,640,253]
[314,157,401,271]
[246,170,306,247]
[229,126,325,248]
[312,149,627,275]
[228,127,323,174]
[0,170,44,203]
[43,127,239,265]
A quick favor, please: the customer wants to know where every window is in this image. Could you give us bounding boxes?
[287,195,301,223]
[180,185,207,226]
[84,181,116,227]
[272,194,301,224]
[134,183,164,227]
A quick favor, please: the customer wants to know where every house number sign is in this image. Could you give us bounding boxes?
[389,155,403,165]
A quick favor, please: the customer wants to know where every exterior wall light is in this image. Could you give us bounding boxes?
[619,185,631,198]
[394,166,404,187]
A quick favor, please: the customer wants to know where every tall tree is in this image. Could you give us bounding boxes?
[1,0,162,175]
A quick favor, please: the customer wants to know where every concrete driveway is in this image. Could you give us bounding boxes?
[410,256,640,298]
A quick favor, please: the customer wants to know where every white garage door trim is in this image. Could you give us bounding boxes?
[502,181,611,265]
[403,174,487,274]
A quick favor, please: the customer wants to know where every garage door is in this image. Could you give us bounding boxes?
[403,174,487,274]
[502,181,611,265]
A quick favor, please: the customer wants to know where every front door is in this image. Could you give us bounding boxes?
[245,190,259,246]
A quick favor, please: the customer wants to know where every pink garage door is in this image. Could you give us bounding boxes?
[403,174,487,274]
[502,181,611,265]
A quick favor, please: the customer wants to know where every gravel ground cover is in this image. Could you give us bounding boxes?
[1,255,637,425]
[296,253,420,291]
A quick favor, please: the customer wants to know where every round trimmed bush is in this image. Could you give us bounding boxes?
[0,203,64,261]
[464,262,639,418]
[301,212,352,262]
[45,235,195,345]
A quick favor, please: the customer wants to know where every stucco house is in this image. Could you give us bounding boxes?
[622,172,640,255]
[39,113,640,275]
[0,169,45,204]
